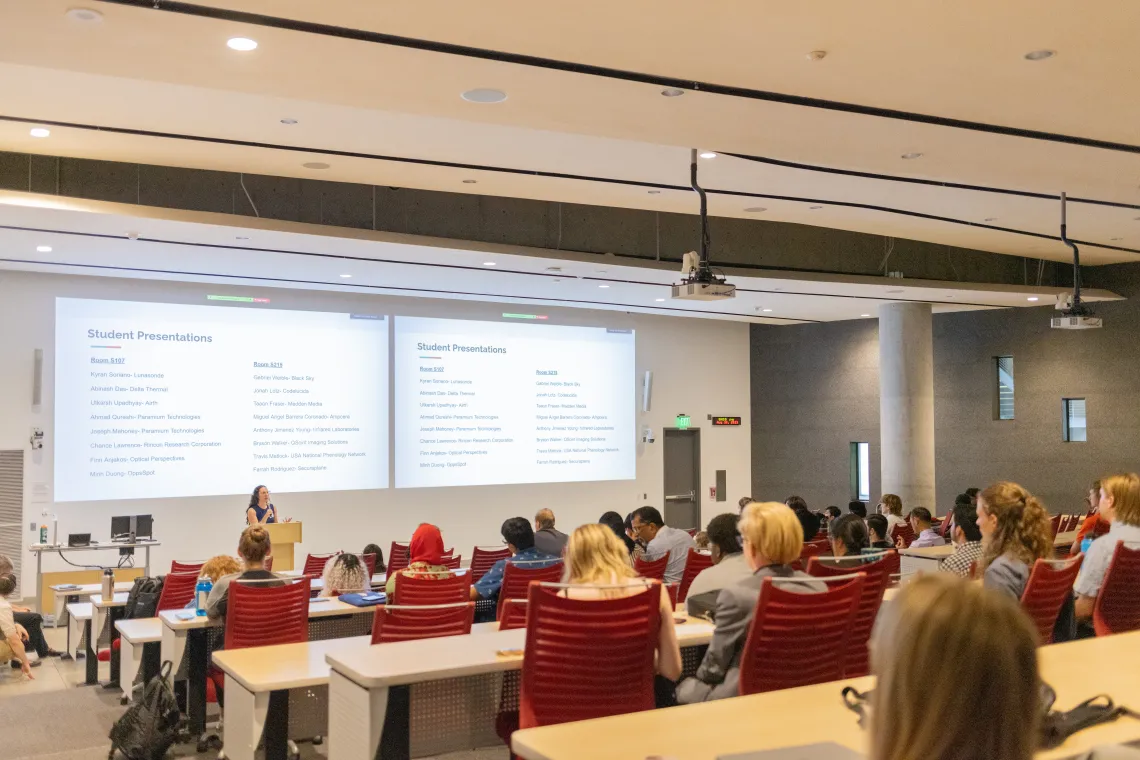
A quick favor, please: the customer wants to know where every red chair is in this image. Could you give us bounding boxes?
[685,528,699,537]
[1049,513,1063,539]
[371,602,474,644]
[496,561,564,629]
[156,572,201,612]
[302,552,337,577]
[807,557,891,677]
[880,549,902,583]
[442,548,456,559]
[441,555,463,571]
[791,541,828,571]
[939,514,954,539]
[170,560,205,575]
[890,522,917,548]
[361,553,377,578]
[738,574,865,695]
[1093,543,1140,636]
[470,546,512,583]
[393,572,471,605]
[1019,556,1084,644]
[633,553,669,581]
[388,542,410,575]
[516,581,660,733]
[676,549,714,603]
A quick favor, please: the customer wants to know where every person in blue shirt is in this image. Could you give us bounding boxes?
[469,517,559,610]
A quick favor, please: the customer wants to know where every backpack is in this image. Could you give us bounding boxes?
[108,660,181,760]
[124,576,164,619]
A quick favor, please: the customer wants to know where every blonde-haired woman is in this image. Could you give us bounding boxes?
[976,481,1053,600]
[320,553,369,598]
[1075,473,1140,621]
[878,493,905,537]
[562,524,682,685]
[676,502,823,704]
[869,573,1040,760]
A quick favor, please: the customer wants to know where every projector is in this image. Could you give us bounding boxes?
[672,251,736,301]
[1051,316,1102,330]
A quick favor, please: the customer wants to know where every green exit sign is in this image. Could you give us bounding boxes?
[675,414,691,429]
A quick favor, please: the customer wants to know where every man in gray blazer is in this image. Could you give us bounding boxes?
[675,503,826,704]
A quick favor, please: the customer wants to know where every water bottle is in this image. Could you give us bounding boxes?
[1081,537,1094,554]
[195,577,212,617]
[100,568,114,599]
[38,524,47,544]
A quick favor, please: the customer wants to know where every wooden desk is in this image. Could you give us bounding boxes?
[30,541,158,617]
[511,630,1140,760]
[48,579,137,627]
[899,531,1079,573]
[115,618,162,703]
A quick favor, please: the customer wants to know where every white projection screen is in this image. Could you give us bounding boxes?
[54,297,389,502]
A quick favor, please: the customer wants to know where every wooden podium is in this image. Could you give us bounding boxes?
[265,522,302,572]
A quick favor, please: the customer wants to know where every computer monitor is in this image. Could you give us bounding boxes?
[111,514,154,541]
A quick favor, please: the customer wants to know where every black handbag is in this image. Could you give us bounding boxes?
[108,660,180,760]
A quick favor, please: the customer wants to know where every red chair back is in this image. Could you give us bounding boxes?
[303,552,337,577]
[890,522,917,548]
[170,560,205,575]
[685,528,699,537]
[224,578,309,651]
[676,549,714,603]
[1049,513,1062,539]
[388,542,410,575]
[880,549,902,582]
[1093,543,1140,636]
[156,572,200,613]
[393,572,471,605]
[441,555,463,570]
[1019,555,1084,644]
[497,561,564,628]
[470,546,512,583]
[806,557,890,677]
[939,514,953,538]
[632,553,668,581]
[370,602,474,644]
[738,574,864,695]
[519,582,659,731]
[361,553,377,578]
[442,548,456,559]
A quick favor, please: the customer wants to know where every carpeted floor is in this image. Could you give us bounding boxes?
[3,687,125,760]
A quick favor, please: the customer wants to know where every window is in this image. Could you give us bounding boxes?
[1063,398,1087,442]
[994,356,1015,420]
[850,442,870,502]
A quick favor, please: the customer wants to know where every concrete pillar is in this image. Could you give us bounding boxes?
[878,302,936,510]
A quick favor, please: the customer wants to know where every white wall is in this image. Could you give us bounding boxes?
[0,270,751,599]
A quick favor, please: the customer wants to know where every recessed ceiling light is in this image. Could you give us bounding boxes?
[1024,49,1055,61]
[648,190,661,195]
[545,266,562,273]
[1027,296,1039,302]
[280,118,298,125]
[235,236,249,240]
[36,245,52,252]
[655,298,665,302]
[302,162,330,170]
[661,88,684,97]
[462,179,478,184]
[809,205,823,210]
[66,7,103,22]
[806,50,827,61]
[598,284,610,289]
[900,152,923,160]
[984,217,998,222]
[887,289,903,294]
[339,274,352,279]
[461,88,507,104]
[699,151,717,159]
[29,128,50,138]
[227,37,258,52]
[860,313,871,318]
[761,308,773,313]
[744,207,767,213]
[483,262,496,267]
[1111,237,1123,241]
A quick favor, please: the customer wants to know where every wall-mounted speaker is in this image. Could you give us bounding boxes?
[642,370,653,412]
[32,349,43,406]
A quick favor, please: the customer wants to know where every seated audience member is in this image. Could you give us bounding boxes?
[624,512,645,562]
[184,555,243,608]
[737,496,756,513]
[792,505,822,543]
[675,502,825,704]
[693,531,710,550]
[533,508,569,556]
[320,553,369,597]
[562,524,682,703]
[471,517,560,605]
[1072,480,1108,556]
[824,505,842,523]
[599,510,636,555]
[0,572,34,678]
[685,513,753,619]
[904,507,946,548]
[829,514,870,557]
[878,493,906,536]
[1074,473,1140,621]
[205,525,281,620]
[848,500,868,519]
[631,506,696,584]
[361,543,387,573]
[938,500,984,578]
[866,514,893,550]
[976,482,1053,600]
[385,523,451,600]
[965,487,980,503]
[869,574,1040,760]
[0,554,60,663]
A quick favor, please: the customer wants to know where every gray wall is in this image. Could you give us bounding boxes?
[751,290,1140,515]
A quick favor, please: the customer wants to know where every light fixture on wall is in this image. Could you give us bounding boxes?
[227,37,258,51]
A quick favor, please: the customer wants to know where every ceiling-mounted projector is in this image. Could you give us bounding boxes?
[671,153,736,302]
[1050,193,1101,331]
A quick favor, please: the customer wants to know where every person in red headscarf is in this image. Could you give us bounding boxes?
[384,523,451,601]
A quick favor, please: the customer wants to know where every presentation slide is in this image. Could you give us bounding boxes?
[54,297,388,502]
[393,316,635,488]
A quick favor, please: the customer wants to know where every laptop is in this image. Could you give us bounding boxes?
[67,533,91,547]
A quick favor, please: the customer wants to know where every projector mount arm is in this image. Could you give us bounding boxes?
[688,148,717,284]
[1060,192,1086,315]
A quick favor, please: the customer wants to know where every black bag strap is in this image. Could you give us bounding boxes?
[1040,694,1140,750]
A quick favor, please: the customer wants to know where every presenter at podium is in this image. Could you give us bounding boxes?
[247,485,291,526]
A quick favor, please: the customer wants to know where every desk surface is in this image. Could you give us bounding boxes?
[52,581,134,594]
[65,602,93,619]
[158,597,376,631]
[214,635,373,692]
[31,540,161,552]
[900,530,1078,560]
[116,617,162,643]
[511,629,1140,760]
[90,592,130,608]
